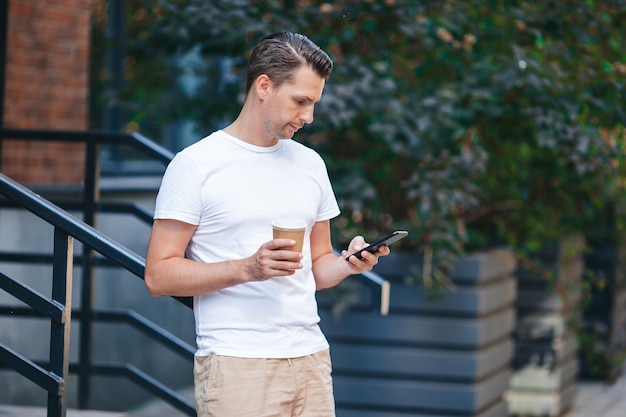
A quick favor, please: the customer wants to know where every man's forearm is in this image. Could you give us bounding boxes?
[312,252,354,290]
[145,257,247,297]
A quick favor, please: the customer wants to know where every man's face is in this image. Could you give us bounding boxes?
[263,66,325,141]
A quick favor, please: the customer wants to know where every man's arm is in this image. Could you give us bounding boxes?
[144,218,303,297]
[310,220,389,290]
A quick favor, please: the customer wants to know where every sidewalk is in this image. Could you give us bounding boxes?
[567,370,626,417]
[1,372,625,417]
[0,405,127,416]
[125,372,626,417]
[125,374,626,417]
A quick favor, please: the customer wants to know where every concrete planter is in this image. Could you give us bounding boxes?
[318,249,517,417]
[506,235,585,417]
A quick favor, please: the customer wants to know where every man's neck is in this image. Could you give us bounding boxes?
[223,102,278,147]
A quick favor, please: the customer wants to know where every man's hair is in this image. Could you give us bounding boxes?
[245,32,333,93]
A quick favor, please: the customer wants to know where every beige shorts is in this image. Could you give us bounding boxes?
[194,349,336,417]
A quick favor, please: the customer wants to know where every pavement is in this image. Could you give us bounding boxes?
[567,370,626,417]
[1,371,625,417]
[0,406,127,416]
[125,372,626,417]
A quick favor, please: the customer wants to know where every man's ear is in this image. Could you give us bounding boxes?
[255,74,272,100]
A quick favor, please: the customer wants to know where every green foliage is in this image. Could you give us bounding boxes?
[577,281,626,381]
[91,0,626,279]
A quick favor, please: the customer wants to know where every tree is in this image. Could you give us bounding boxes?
[91,0,626,284]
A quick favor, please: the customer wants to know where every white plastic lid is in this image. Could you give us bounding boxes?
[271,217,307,229]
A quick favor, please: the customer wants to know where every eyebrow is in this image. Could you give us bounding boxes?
[294,95,318,104]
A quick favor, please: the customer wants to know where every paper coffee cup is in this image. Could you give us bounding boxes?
[272,218,306,253]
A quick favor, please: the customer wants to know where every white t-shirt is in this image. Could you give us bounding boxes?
[154,130,340,358]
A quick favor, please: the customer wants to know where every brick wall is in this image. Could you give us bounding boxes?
[2,0,91,184]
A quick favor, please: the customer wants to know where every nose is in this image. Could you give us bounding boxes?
[301,105,315,124]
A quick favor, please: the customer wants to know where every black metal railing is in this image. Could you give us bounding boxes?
[0,127,182,411]
[0,128,390,416]
[0,128,194,416]
[0,172,195,416]
[0,225,72,417]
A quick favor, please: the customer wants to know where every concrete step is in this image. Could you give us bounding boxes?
[0,405,127,417]
[0,386,194,417]
[125,386,193,417]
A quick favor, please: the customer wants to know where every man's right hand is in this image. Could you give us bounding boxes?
[244,239,304,281]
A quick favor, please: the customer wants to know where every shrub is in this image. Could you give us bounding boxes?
[93,0,626,282]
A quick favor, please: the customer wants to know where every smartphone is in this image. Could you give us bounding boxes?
[345,230,408,261]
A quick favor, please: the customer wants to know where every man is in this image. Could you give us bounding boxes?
[145,32,390,417]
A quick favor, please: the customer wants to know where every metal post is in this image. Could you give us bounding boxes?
[78,139,100,409]
[48,228,74,417]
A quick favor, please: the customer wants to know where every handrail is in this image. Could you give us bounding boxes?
[0,306,195,359]
[0,128,175,163]
[1,305,196,414]
[333,250,390,316]
[0,172,195,416]
[0,173,192,308]
[0,128,190,415]
[0,216,74,416]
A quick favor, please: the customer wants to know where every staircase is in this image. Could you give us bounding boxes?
[0,128,194,416]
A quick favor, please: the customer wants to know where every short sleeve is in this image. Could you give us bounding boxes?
[153,153,203,225]
[315,157,341,222]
